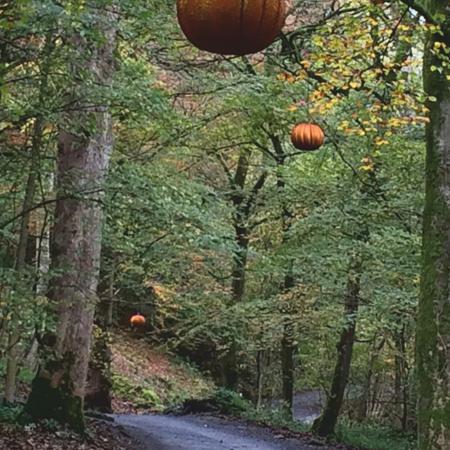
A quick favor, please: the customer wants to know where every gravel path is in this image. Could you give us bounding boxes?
[113,414,333,450]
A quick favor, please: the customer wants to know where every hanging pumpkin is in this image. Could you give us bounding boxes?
[130,313,146,327]
[291,123,325,151]
[176,0,286,56]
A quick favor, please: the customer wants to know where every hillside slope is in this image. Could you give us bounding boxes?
[111,332,214,412]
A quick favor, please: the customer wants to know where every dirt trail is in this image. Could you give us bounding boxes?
[114,414,334,450]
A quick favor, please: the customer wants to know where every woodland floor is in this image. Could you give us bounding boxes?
[0,418,142,450]
[0,336,358,450]
[0,412,365,450]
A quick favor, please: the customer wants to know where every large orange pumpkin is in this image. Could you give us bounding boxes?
[291,123,325,151]
[130,313,146,327]
[176,0,286,56]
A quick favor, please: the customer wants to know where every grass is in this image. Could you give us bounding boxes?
[335,421,416,450]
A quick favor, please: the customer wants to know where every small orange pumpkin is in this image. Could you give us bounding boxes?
[130,313,146,327]
[291,123,325,151]
[176,0,286,56]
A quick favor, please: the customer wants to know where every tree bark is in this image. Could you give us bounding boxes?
[223,152,250,390]
[85,256,116,412]
[84,326,112,413]
[272,133,296,419]
[256,350,266,410]
[231,222,249,304]
[25,8,116,432]
[280,317,295,417]
[223,151,267,390]
[4,120,41,403]
[280,272,295,419]
[312,261,361,437]
[416,8,450,449]
[3,33,53,401]
[394,325,408,431]
[357,337,385,422]
[231,152,251,304]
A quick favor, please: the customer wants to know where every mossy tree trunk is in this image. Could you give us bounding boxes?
[25,8,116,433]
[230,151,251,304]
[394,325,408,431]
[416,5,450,448]
[85,255,116,412]
[223,152,251,390]
[222,150,267,390]
[312,260,361,437]
[85,326,113,413]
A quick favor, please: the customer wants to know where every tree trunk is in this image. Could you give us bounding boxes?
[267,132,297,419]
[273,136,296,419]
[357,337,385,422]
[280,273,295,419]
[4,32,55,404]
[222,152,250,390]
[280,320,295,417]
[36,179,52,296]
[394,325,408,431]
[416,12,450,449]
[230,150,251,304]
[85,257,116,412]
[312,262,361,437]
[225,216,249,390]
[231,223,249,304]
[224,151,267,390]
[4,108,45,404]
[4,141,39,403]
[84,326,112,413]
[106,264,115,328]
[25,178,53,375]
[25,10,116,432]
[256,350,265,410]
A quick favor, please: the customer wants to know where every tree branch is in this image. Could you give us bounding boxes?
[399,0,437,25]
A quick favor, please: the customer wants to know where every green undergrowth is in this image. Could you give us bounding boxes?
[0,362,36,399]
[335,422,416,450]
[206,389,309,431]
[111,331,215,410]
[211,390,415,450]
[112,373,163,409]
[242,407,309,433]
[213,388,251,415]
[0,404,23,424]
